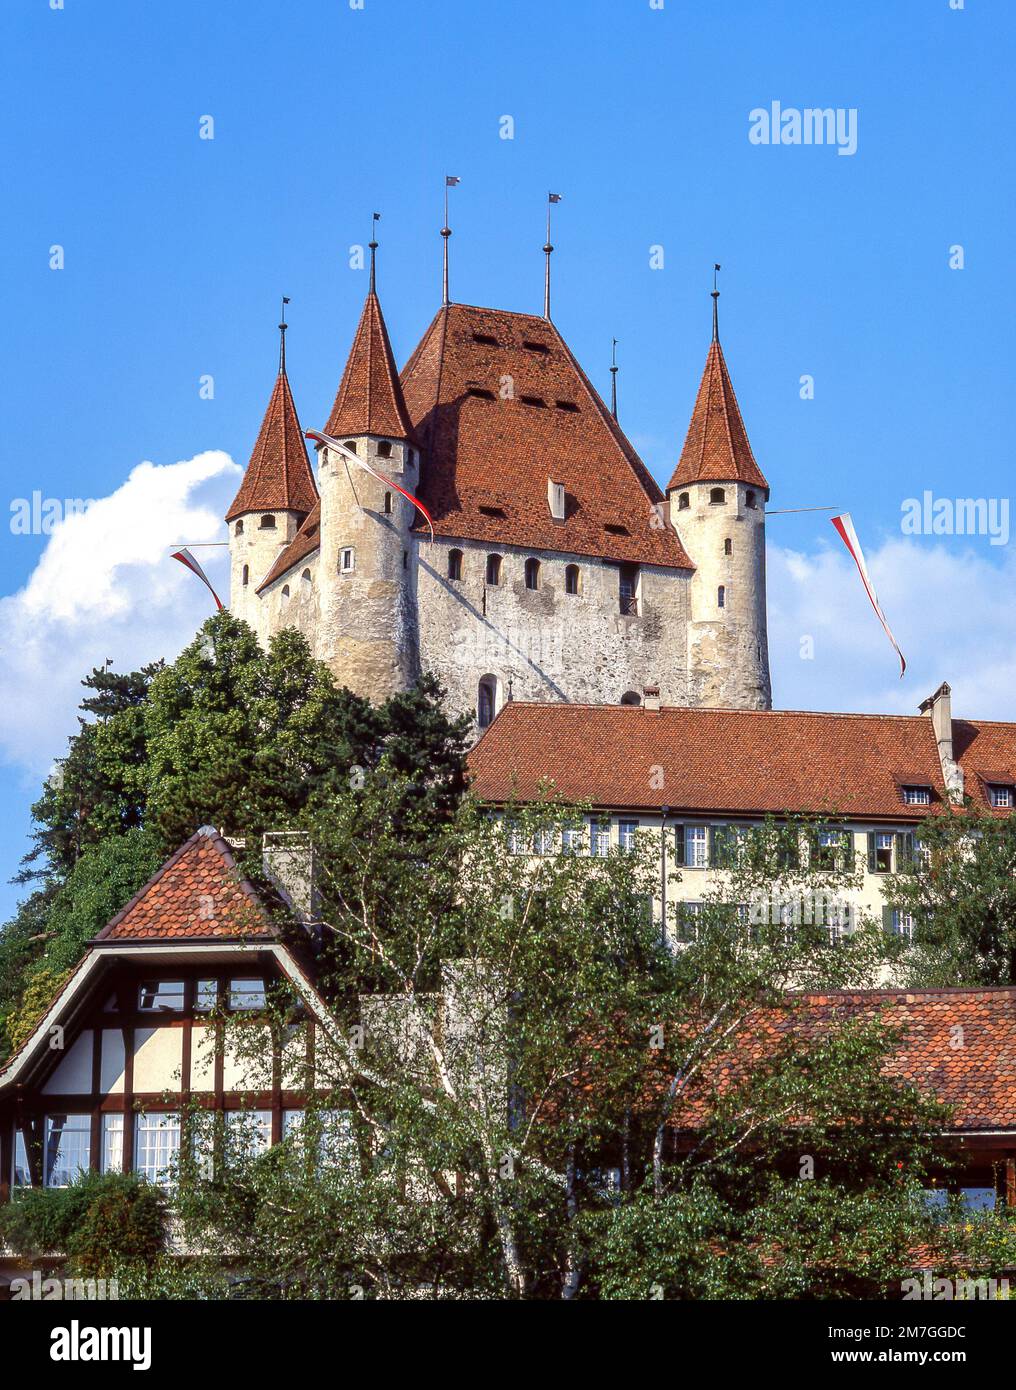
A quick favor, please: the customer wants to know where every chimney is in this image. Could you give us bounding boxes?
[919,682,964,804]
[643,684,661,712]
[262,831,318,926]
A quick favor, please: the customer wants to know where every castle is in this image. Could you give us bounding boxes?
[226,250,772,727]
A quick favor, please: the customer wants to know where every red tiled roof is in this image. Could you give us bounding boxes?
[324,289,418,444]
[674,989,1016,1133]
[952,720,1016,814]
[226,368,318,522]
[667,338,769,493]
[92,827,275,943]
[468,702,950,819]
[399,304,693,570]
[256,498,320,594]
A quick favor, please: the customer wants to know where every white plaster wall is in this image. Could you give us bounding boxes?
[132,1026,184,1094]
[43,1030,93,1095]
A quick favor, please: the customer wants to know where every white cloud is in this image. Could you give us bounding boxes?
[770,535,1016,720]
[0,451,240,774]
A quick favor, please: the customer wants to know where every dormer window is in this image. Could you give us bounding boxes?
[548,479,566,521]
[259,514,276,529]
[376,441,392,458]
[902,785,931,806]
[709,488,726,506]
[989,784,1014,809]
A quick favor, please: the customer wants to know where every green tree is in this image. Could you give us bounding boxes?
[887,807,1016,986]
[164,792,959,1300]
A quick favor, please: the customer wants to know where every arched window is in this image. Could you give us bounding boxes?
[281,584,290,605]
[235,519,244,535]
[620,691,642,706]
[746,490,757,510]
[301,568,312,595]
[565,564,580,595]
[724,538,732,555]
[242,564,249,587]
[709,487,725,506]
[259,514,276,529]
[448,549,463,581]
[377,441,392,458]
[525,557,541,590]
[485,554,502,586]
[678,492,690,511]
[477,676,497,729]
[384,492,393,515]
[343,440,357,455]
[717,585,726,608]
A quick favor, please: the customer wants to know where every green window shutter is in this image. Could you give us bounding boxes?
[867,832,877,873]
[896,832,914,871]
[882,905,895,934]
[672,824,685,866]
[708,825,717,867]
[840,830,853,871]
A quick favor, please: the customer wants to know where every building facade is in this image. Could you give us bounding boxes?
[225,272,772,727]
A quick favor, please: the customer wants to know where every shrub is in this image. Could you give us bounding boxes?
[0,1172,167,1276]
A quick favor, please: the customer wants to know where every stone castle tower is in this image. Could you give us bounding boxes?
[665,299,771,710]
[225,254,772,726]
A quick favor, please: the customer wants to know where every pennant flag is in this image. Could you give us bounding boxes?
[445,175,460,187]
[830,513,906,678]
[305,431,436,542]
[171,547,224,611]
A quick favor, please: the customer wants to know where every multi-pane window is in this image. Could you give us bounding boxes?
[590,821,611,858]
[102,1114,124,1175]
[871,832,894,874]
[676,901,703,942]
[989,785,1014,809]
[283,1109,356,1170]
[45,1114,91,1187]
[684,825,708,868]
[561,826,584,855]
[13,1128,31,1187]
[902,785,931,806]
[531,827,555,856]
[195,979,218,1012]
[812,829,847,870]
[886,908,914,941]
[134,1113,181,1185]
[229,978,266,1011]
[618,820,639,853]
[139,980,185,1012]
[226,1110,272,1163]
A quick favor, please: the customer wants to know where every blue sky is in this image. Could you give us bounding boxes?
[1,0,1014,919]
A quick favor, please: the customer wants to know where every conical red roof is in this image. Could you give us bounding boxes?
[667,339,768,493]
[226,366,318,522]
[324,289,418,443]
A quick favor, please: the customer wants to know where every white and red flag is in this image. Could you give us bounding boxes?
[171,546,224,611]
[305,430,436,541]
[830,512,905,678]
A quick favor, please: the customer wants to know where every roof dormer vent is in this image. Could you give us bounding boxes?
[548,479,566,521]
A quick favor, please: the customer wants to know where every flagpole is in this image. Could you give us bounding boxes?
[543,197,553,319]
